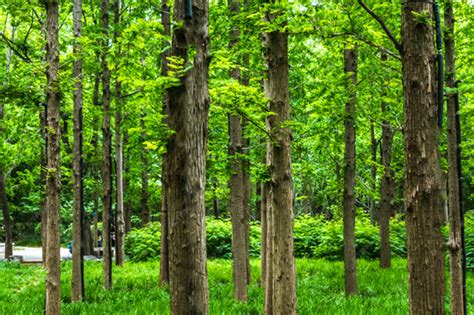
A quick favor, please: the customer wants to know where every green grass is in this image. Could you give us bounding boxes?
[0,259,472,314]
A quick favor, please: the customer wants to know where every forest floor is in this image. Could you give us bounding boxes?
[1,259,472,314]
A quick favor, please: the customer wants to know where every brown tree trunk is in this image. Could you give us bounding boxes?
[343,43,358,297]
[101,0,113,290]
[40,108,48,264]
[369,122,377,224]
[0,26,13,260]
[167,0,210,311]
[83,215,93,255]
[113,0,125,267]
[402,2,446,314]
[140,111,150,226]
[0,169,12,259]
[445,1,465,313]
[263,144,273,314]
[159,0,171,286]
[379,54,394,268]
[72,0,84,302]
[44,1,61,313]
[263,6,297,312]
[123,130,132,233]
[242,127,251,286]
[212,179,220,218]
[228,0,248,301]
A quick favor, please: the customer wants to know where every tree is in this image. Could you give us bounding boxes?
[140,110,149,226]
[263,1,297,312]
[113,0,125,267]
[402,2,445,313]
[342,42,358,296]
[101,0,113,290]
[167,0,210,312]
[72,0,85,302]
[0,25,13,260]
[44,0,61,313]
[379,52,394,269]
[159,0,171,286]
[228,0,249,301]
[445,0,465,313]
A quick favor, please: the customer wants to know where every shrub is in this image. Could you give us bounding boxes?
[125,222,161,262]
[465,211,474,270]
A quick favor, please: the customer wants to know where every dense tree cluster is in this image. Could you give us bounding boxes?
[1,0,473,314]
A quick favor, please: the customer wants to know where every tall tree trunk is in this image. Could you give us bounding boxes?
[140,111,150,226]
[159,0,171,286]
[255,182,262,221]
[101,0,113,290]
[123,130,132,233]
[379,53,394,269]
[263,6,297,312]
[40,108,48,263]
[72,0,84,302]
[263,143,273,313]
[113,0,125,267]
[228,0,248,301]
[369,122,377,224]
[242,121,251,285]
[0,26,13,260]
[44,1,61,313]
[402,2,446,314]
[167,0,210,312]
[0,169,12,259]
[343,43,358,297]
[445,1,465,313]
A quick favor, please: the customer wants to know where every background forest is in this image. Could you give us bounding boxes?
[1,0,474,314]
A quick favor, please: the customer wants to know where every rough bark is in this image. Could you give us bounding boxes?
[402,2,446,314]
[40,108,48,263]
[167,0,210,311]
[140,111,150,226]
[101,0,113,290]
[445,1,465,313]
[379,55,394,268]
[263,7,297,312]
[343,44,358,297]
[113,0,125,267]
[228,0,248,301]
[212,179,220,218]
[72,0,84,302]
[44,1,61,313]
[159,0,171,285]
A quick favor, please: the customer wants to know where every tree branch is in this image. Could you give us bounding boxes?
[357,0,402,53]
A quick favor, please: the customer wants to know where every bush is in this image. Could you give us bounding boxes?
[465,211,474,270]
[125,215,412,262]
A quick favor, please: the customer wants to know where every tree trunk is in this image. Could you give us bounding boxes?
[228,0,248,301]
[255,182,262,221]
[0,25,14,261]
[123,130,132,233]
[44,1,61,313]
[444,1,465,313]
[113,0,125,267]
[263,7,297,312]
[40,108,48,264]
[167,0,210,311]
[0,168,12,259]
[212,179,220,218]
[72,0,84,302]
[369,122,377,224]
[379,53,394,269]
[140,111,150,226]
[343,44,358,297]
[159,0,171,286]
[101,0,113,290]
[402,2,446,314]
[263,144,273,314]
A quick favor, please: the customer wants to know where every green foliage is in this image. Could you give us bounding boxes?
[465,211,474,270]
[125,215,410,262]
[125,222,161,262]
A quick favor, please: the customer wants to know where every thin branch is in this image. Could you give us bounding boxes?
[0,32,32,63]
[357,0,402,52]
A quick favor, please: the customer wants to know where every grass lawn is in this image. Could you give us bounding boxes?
[0,259,472,314]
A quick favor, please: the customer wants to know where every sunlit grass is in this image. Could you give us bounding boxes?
[0,259,472,314]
